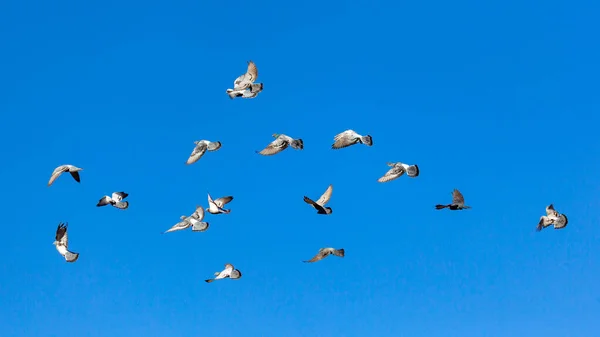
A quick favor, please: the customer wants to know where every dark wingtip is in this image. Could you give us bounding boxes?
[413,165,420,177]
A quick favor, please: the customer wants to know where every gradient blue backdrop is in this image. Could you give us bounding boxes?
[1,0,598,336]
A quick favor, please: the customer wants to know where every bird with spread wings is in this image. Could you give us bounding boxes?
[256,133,304,156]
[226,60,264,99]
[537,204,568,231]
[303,247,345,263]
[377,162,420,183]
[435,189,471,210]
[186,140,222,165]
[97,192,129,210]
[207,193,234,214]
[304,184,334,215]
[48,164,83,186]
[205,263,242,283]
[53,222,79,263]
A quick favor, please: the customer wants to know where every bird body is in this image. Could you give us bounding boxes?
[537,204,568,231]
[207,193,234,214]
[186,140,222,165]
[304,184,333,215]
[53,222,79,263]
[378,162,420,183]
[205,263,242,283]
[303,247,345,263]
[48,165,83,186]
[256,133,304,156]
[331,129,373,149]
[97,192,129,209]
[435,189,471,210]
[226,61,263,99]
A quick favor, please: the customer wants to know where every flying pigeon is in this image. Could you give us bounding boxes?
[304,184,333,215]
[435,189,471,210]
[256,133,304,156]
[226,60,263,99]
[303,247,345,263]
[207,193,234,214]
[331,129,373,149]
[48,165,83,186]
[163,206,210,233]
[97,192,129,210]
[377,162,420,183]
[537,204,568,231]
[205,263,242,283]
[53,222,79,263]
[186,140,222,165]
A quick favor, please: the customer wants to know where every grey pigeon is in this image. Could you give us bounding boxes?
[48,165,83,186]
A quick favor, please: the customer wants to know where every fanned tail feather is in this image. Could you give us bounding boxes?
[361,135,373,146]
[65,251,79,263]
[113,201,129,210]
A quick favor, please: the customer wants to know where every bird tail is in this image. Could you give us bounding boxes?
[113,201,129,210]
[361,135,373,146]
[435,204,449,210]
[292,139,304,150]
[65,251,79,263]
[335,248,345,257]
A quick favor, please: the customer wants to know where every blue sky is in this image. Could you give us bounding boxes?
[0,0,598,336]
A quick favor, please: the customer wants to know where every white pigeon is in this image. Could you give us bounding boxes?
[48,165,83,186]
[163,206,210,233]
[53,222,79,263]
[377,162,420,183]
[186,140,222,165]
[97,192,129,210]
[331,130,373,149]
[207,193,234,214]
[226,61,264,99]
[537,204,568,231]
[205,263,242,283]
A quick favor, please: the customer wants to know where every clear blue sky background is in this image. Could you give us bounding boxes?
[0,0,598,336]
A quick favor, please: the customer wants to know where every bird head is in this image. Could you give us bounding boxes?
[272,133,280,138]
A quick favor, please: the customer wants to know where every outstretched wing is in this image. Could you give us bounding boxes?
[164,219,191,233]
[452,189,465,206]
[48,166,68,186]
[233,61,258,90]
[97,196,111,207]
[331,130,358,149]
[186,143,208,165]
[377,166,405,183]
[55,222,69,248]
[245,61,258,83]
[191,206,205,221]
[546,204,559,217]
[257,137,289,156]
[303,250,328,263]
[69,170,81,183]
[215,196,233,208]
[316,185,333,206]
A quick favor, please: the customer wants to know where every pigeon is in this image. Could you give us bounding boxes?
[48,165,83,186]
[435,189,471,210]
[226,60,263,99]
[205,263,242,283]
[377,162,420,183]
[303,247,345,263]
[256,133,304,156]
[186,140,222,165]
[537,204,568,231]
[207,193,234,214]
[53,222,79,263]
[163,206,210,233]
[97,192,129,210]
[304,184,333,215]
[331,129,373,149]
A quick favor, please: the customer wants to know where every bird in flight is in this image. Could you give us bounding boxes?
[207,193,234,214]
[186,140,222,165]
[163,206,210,233]
[226,60,264,99]
[537,204,568,231]
[53,222,79,263]
[331,129,373,149]
[304,184,333,215]
[205,263,242,283]
[377,162,420,183]
[256,133,304,156]
[48,165,83,186]
[435,189,471,210]
[303,247,345,263]
[97,192,129,210]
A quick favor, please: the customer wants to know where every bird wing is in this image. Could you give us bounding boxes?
[233,61,258,89]
[215,196,233,208]
[69,170,81,183]
[186,142,208,165]
[257,137,289,156]
[303,250,328,263]
[316,185,333,206]
[331,130,358,149]
[452,189,465,206]
[55,222,69,248]
[245,61,258,83]
[546,204,559,217]
[191,206,205,221]
[377,166,405,183]
[112,192,128,201]
[97,196,111,207]
[164,219,191,233]
[303,196,321,209]
[48,166,68,186]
